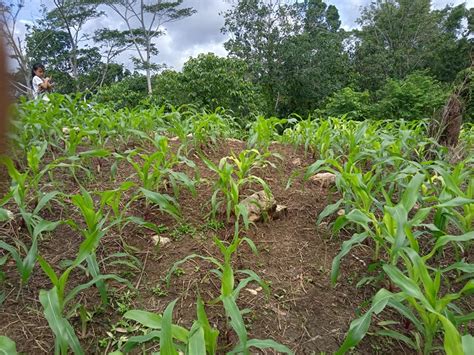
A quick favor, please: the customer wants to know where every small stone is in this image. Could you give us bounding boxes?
[246,287,262,296]
[240,190,276,223]
[291,158,301,166]
[309,172,336,188]
[152,235,171,246]
[227,138,244,143]
[62,127,70,134]
[273,205,288,220]
[169,136,180,142]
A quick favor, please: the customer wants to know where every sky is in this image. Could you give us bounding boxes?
[15,0,473,72]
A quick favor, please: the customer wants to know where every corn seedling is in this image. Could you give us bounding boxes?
[119,297,219,354]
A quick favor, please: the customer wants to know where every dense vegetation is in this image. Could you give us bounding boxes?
[1,0,472,119]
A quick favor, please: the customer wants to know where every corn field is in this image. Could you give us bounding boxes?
[0,94,472,354]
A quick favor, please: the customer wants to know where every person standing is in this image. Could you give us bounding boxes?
[31,63,53,100]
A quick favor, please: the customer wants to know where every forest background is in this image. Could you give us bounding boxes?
[1,0,473,121]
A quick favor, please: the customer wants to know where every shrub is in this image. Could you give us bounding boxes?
[181,53,265,119]
[95,74,148,109]
[321,87,372,120]
[373,71,448,120]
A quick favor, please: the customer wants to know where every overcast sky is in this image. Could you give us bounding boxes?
[17,0,473,71]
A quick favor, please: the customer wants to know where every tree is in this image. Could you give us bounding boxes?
[277,0,351,115]
[222,0,297,113]
[181,53,265,118]
[0,1,33,95]
[353,0,472,91]
[99,0,196,94]
[45,0,102,90]
[222,0,350,116]
[92,29,134,87]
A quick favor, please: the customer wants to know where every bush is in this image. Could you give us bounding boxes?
[181,53,265,118]
[374,72,448,120]
[152,70,187,107]
[95,74,147,109]
[320,87,372,120]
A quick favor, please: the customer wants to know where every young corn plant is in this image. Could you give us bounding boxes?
[336,242,474,355]
[247,116,289,152]
[126,135,197,198]
[329,173,428,283]
[68,188,120,304]
[118,297,219,354]
[0,184,61,285]
[166,233,292,354]
[37,223,128,355]
[202,149,272,223]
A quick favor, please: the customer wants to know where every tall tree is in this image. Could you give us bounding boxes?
[278,0,350,115]
[92,28,134,87]
[0,1,33,95]
[222,0,299,113]
[222,0,350,116]
[353,0,472,91]
[45,0,102,90]
[99,0,196,94]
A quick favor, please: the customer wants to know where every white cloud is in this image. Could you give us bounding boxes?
[17,0,474,72]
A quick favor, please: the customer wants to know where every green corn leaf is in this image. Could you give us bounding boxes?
[376,329,417,350]
[233,269,269,300]
[336,289,394,355]
[345,209,372,228]
[78,148,110,158]
[230,338,293,354]
[21,236,38,284]
[33,219,61,239]
[304,159,329,180]
[438,314,463,355]
[401,173,424,211]
[428,231,474,259]
[196,297,218,355]
[140,188,181,220]
[65,274,129,307]
[317,198,343,225]
[222,296,248,350]
[161,299,179,355]
[437,197,474,208]
[37,255,59,286]
[331,233,368,284]
[0,336,17,355]
[462,334,474,355]
[123,331,161,352]
[39,288,84,355]
[188,325,206,355]
[383,264,431,309]
[0,241,24,279]
[33,191,60,215]
[442,261,474,274]
[124,310,189,343]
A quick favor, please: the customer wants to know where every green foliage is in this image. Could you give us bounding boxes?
[181,53,265,119]
[96,74,148,109]
[321,87,372,120]
[374,72,448,120]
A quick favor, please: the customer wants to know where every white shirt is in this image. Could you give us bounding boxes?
[32,75,44,99]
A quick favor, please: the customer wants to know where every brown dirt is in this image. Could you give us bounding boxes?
[0,139,400,354]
